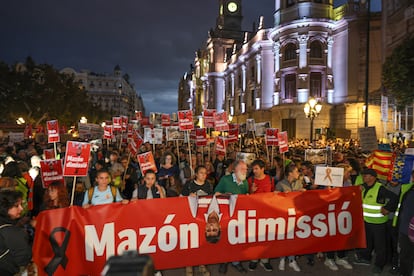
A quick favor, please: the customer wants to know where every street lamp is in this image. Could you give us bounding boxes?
[304,97,322,146]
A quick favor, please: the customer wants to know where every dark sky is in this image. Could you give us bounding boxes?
[0,0,380,115]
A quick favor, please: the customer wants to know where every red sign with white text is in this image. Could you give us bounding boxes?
[195,128,207,146]
[203,109,216,128]
[33,187,365,276]
[47,120,60,143]
[178,110,194,131]
[278,131,289,153]
[161,114,171,127]
[137,151,157,174]
[214,112,229,131]
[63,141,91,176]
[40,159,64,188]
[266,128,279,146]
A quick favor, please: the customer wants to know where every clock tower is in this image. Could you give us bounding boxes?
[215,0,243,38]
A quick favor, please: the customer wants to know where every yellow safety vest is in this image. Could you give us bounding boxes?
[362,182,388,224]
[392,183,414,227]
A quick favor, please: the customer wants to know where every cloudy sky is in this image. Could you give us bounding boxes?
[0,0,380,115]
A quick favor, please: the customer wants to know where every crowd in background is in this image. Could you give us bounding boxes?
[0,135,413,276]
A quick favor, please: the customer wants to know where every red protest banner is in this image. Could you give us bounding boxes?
[63,141,91,176]
[112,117,122,132]
[47,120,60,143]
[40,159,64,188]
[178,110,194,131]
[33,187,365,276]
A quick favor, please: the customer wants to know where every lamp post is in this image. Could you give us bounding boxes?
[304,97,322,146]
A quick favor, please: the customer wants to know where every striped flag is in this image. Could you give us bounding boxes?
[365,150,395,181]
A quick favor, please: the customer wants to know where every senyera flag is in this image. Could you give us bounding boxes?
[47,120,60,143]
[63,141,91,176]
[33,187,365,276]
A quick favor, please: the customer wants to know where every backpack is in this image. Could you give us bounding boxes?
[409,216,414,243]
[87,186,118,204]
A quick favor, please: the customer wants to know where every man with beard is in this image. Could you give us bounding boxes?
[214,160,249,274]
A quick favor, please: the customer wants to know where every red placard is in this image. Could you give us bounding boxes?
[278,131,289,153]
[178,110,194,131]
[196,128,207,146]
[33,187,365,276]
[266,128,279,146]
[47,120,60,143]
[43,149,55,160]
[215,136,227,155]
[227,125,239,144]
[103,125,113,140]
[40,159,64,188]
[161,114,171,127]
[63,141,91,176]
[214,112,229,131]
[135,111,143,121]
[203,109,216,128]
[137,151,157,174]
[112,117,122,132]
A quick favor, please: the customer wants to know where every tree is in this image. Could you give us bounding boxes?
[382,37,414,111]
[0,57,107,126]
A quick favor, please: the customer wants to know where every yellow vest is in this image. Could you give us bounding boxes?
[362,182,388,224]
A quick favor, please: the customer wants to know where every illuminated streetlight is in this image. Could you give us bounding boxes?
[80,116,88,124]
[16,117,25,125]
[304,97,322,146]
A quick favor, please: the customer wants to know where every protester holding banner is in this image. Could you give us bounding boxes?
[275,163,304,272]
[397,182,414,276]
[323,163,354,271]
[181,165,213,197]
[0,190,32,275]
[354,168,398,275]
[214,160,249,274]
[132,170,166,200]
[247,159,274,272]
[181,165,213,276]
[82,169,127,207]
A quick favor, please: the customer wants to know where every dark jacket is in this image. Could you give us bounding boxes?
[0,217,32,275]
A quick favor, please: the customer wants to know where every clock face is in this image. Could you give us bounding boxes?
[227,2,238,13]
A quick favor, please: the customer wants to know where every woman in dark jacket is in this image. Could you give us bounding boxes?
[0,190,32,275]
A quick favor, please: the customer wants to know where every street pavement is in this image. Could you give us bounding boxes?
[161,254,384,276]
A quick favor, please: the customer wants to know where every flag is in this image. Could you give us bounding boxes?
[365,150,395,181]
[391,154,414,184]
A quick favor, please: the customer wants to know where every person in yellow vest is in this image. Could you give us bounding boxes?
[396,175,414,276]
[354,168,398,276]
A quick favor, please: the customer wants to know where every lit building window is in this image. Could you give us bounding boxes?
[285,74,296,99]
[310,72,322,98]
[284,43,297,61]
[310,41,323,58]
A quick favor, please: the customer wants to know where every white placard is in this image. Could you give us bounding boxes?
[314,166,344,187]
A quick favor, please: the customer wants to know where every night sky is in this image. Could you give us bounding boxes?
[0,0,380,115]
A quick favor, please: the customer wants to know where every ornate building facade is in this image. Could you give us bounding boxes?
[188,0,391,140]
[61,65,145,118]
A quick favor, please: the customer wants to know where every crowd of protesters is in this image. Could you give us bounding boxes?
[0,135,413,276]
